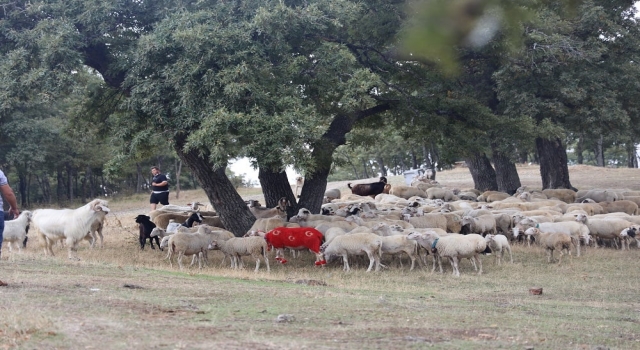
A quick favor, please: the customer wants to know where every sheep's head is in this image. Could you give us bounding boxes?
[246,200,261,208]
[379,176,388,184]
[485,234,495,243]
[524,227,539,236]
[574,213,588,224]
[150,227,164,237]
[389,224,404,233]
[90,199,110,213]
[406,231,424,241]
[207,241,219,250]
[135,214,151,223]
[460,216,475,226]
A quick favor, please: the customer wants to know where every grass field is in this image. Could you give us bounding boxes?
[1,165,640,349]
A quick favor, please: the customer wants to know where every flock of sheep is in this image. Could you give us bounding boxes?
[3,175,640,277]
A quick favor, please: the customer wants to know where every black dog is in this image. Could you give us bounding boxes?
[134,214,160,250]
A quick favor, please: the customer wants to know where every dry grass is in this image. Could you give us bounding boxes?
[2,164,640,349]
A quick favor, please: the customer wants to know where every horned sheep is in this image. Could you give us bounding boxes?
[33,199,110,260]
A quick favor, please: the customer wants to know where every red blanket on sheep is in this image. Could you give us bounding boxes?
[264,227,326,265]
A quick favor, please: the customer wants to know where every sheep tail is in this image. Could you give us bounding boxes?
[347,183,352,189]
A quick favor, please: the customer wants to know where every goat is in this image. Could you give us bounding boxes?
[347,177,388,197]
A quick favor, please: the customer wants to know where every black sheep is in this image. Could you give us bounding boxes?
[135,214,160,250]
[348,176,388,197]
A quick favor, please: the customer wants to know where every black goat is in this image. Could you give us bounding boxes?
[348,176,388,197]
[135,214,160,250]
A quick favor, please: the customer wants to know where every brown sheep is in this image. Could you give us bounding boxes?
[598,200,639,215]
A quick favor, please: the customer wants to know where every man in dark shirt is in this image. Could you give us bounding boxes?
[150,166,170,210]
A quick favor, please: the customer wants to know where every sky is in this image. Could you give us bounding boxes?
[228,158,300,187]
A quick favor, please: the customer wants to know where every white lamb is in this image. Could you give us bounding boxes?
[407,231,486,277]
[524,227,573,264]
[513,218,590,257]
[320,232,383,272]
[379,235,420,271]
[166,230,215,269]
[484,234,513,265]
[2,211,32,252]
[32,199,110,260]
[209,236,270,272]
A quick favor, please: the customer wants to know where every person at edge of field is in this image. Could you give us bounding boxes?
[0,169,20,260]
[150,166,170,211]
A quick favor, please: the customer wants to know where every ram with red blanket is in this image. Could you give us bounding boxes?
[264,227,326,265]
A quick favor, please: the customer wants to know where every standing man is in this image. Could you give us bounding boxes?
[150,166,170,210]
[0,169,20,260]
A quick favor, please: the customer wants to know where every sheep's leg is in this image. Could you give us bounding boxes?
[507,246,513,264]
[263,249,270,272]
[342,254,350,271]
[575,237,581,257]
[409,253,416,271]
[97,225,104,248]
[557,249,563,264]
[547,248,553,263]
[365,251,376,272]
[450,256,460,277]
[475,253,483,275]
[177,251,185,270]
[67,237,80,260]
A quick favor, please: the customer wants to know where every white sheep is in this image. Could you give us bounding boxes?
[320,232,383,272]
[513,218,590,257]
[574,214,634,249]
[461,215,497,236]
[407,231,486,277]
[167,231,214,269]
[484,234,513,265]
[379,235,420,271]
[404,213,448,231]
[32,199,110,260]
[524,227,573,263]
[2,211,32,253]
[209,236,270,272]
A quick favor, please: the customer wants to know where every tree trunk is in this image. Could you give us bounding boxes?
[576,137,584,165]
[595,134,605,167]
[80,171,87,203]
[429,142,439,180]
[57,168,64,204]
[492,148,521,195]
[174,159,182,200]
[376,154,387,177]
[536,137,575,190]
[174,143,255,237]
[362,158,369,178]
[88,167,95,198]
[258,166,297,218]
[136,163,143,193]
[67,163,74,201]
[626,143,637,168]
[18,173,28,207]
[465,152,498,192]
[411,148,418,169]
